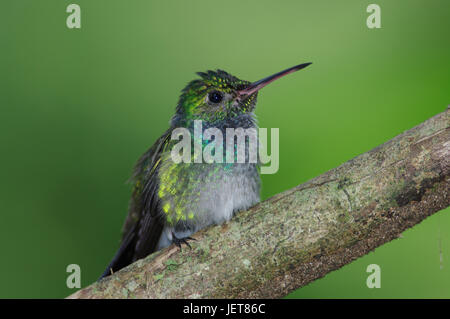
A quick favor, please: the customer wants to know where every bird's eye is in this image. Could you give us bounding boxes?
[208,91,223,104]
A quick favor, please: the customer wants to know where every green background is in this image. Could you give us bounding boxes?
[1,0,449,298]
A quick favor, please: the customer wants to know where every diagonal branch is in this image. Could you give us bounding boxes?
[69,107,449,299]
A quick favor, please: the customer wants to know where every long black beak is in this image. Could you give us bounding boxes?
[238,62,312,96]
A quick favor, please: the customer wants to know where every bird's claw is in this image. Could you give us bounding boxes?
[171,232,196,250]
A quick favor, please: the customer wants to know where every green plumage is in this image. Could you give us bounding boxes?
[100,63,311,279]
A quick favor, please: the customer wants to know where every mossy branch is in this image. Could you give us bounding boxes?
[69,107,449,299]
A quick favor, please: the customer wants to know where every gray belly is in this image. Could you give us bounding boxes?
[156,162,260,250]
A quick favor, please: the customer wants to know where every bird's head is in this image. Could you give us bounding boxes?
[174,63,312,124]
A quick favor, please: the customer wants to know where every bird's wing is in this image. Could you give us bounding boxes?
[100,129,173,278]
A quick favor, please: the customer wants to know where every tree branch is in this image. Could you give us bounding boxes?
[69,107,449,299]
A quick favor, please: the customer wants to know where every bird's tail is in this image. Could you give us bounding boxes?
[98,226,137,280]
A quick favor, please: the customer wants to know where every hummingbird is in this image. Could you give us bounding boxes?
[100,62,312,279]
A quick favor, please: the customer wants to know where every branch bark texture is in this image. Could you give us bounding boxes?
[69,108,449,299]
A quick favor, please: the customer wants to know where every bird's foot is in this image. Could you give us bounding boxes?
[171,232,196,250]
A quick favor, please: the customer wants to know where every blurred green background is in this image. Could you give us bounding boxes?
[1,0,449,298]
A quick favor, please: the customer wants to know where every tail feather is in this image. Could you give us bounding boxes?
[98,225,137,280]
